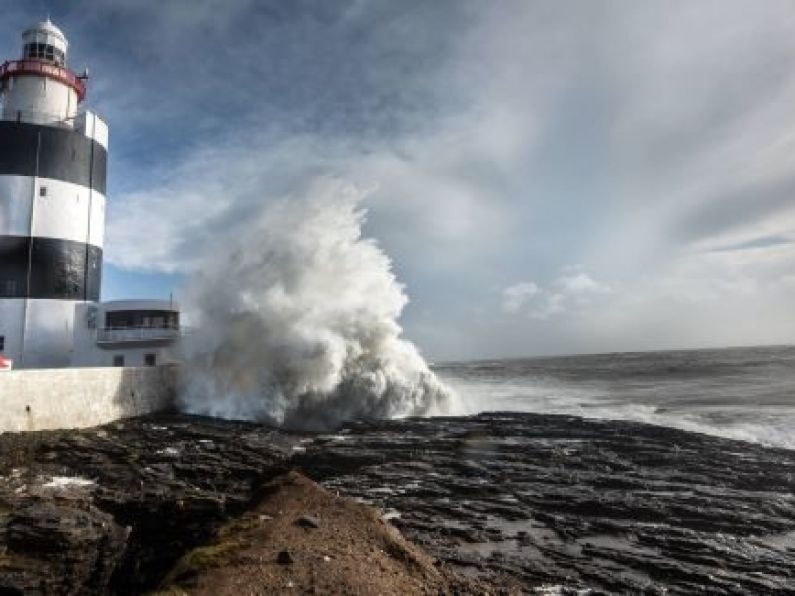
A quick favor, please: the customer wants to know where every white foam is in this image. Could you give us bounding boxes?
[42,476,95,489]
[178,179,454,430]
[441,374,795,450]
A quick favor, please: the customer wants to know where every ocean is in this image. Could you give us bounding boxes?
[434,344,795,450]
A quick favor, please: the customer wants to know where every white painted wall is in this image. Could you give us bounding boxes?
[33,178,105,247]
[0,300,80,368]
[0,175,33,234]
[74,111,108,149]
[71,346,180,368]
[1,75,78,125]
[0,365,178,432]
[0,301,25,363]
[0,176,105,247]
[22,300,80,368]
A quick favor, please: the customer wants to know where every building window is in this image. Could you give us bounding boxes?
[105,310,179,330]
[144,353,156,367]
[39,186,47,197]
[0,336,4,352]
[24,43,63,65]
[113,355,124,367]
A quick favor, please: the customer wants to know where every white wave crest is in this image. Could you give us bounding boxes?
[177,179,453,430]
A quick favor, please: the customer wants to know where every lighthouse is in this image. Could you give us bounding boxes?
[0,19,107,368]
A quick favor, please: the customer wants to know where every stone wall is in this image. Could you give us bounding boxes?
[0,365,178,432]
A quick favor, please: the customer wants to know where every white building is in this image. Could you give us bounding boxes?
[0,20,180,369]
[71,300,180,367]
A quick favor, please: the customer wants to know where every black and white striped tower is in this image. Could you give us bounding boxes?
[0,19,107,368]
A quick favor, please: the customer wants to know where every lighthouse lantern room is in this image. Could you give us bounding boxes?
[2,19,86,126]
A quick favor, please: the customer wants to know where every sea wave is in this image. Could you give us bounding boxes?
[437,348,795,450]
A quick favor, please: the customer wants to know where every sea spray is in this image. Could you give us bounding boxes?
[177,179,453,429]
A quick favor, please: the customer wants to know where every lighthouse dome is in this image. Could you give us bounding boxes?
[21,18,68,65]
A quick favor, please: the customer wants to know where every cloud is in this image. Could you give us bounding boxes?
[488,245,795,358]
[503,266,612,320]
[13,0,795,359]
[555,266,613,295]
[708,234,793,253]
[531,293,568,321]
[501,282,540,313]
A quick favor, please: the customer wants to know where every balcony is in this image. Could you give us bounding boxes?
[95,326,181,345]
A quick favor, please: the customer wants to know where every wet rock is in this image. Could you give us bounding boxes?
[2,501,128,594]
[0,413,296,595]
[294,412,795,594]
[0,411,793,594]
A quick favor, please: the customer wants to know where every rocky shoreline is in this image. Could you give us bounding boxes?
[0,411,793,594]
[298,413,795,593]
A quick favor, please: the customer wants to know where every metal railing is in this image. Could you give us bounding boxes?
[95,327,181,344]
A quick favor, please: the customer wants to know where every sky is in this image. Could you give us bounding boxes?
[2,0,795,361]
